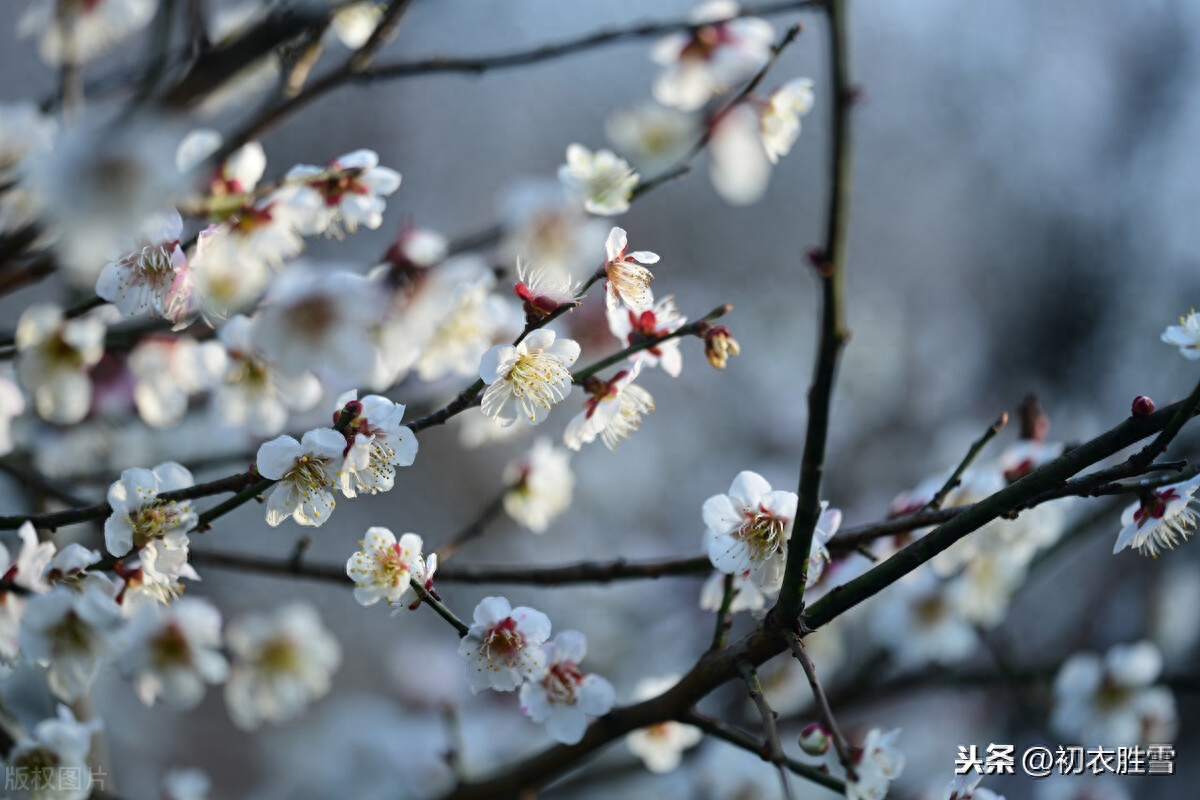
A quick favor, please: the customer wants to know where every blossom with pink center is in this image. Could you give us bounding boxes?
[346,527,434,610]
[96,211,188,320]
[513,259,578,321]
[603,227,658,313]
[119,597,228,710]
[457,596,552,693]
[563,366,655,451]
[104,462,198,590]
[1113,480,1200,557]
[606,291,686,377]
[502,438,575,533]
[650,0,774,112]
[519,630,614,744]
[704,471,837,592]
[285,149,401,238]
[335,392,418,497]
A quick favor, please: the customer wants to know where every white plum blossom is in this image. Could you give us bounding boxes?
[205,187,316,275]
[254,267,388,385]
[703,471,828,592]
[499,180,608,277]
[96,211,188,320]
[607,291,687,377]
[869,568,977,667]
[129,336,227,428]
[1052,641,1177,745]
[286,149,401,237]
[845,728,906,800]
[0,522,56,662]
[0,706,100,800]
[214,314,323,436]
[335,392,419,497]
[15,303,105,425]
[119,597,229,710]
[519,630,615,744]
[1161,310,1200,359]
[480,329,581,427]
[503,438,575,532]
[761,78,815,163]
[180,224,270,323]
[563,367,655,451]
[625,674,703,772]
[699,570,767,613]
[19,579,124,700]
[346,528,434,610]
[650,0,774,111]
[256,428,346,527]
[709,101,773,205]
[413,257,521,382]
[606,103,698,173]
[1113,480,1200,557]
[22,115,185,283]
[44,544,101,588]
[104,462,198,591]
[603,226,658,313]
[18,0,156,65]
[558,144,639,216]
[224,603,342,730]
[458,596,552,693]
[162,768,212,800]
[947,539,1031,628]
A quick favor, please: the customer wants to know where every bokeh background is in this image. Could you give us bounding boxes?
[3,0,1200,797]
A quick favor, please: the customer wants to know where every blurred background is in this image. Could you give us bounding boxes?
[3,0,1200,798]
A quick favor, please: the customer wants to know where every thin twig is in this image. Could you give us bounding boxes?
[926,413,1008,511]
[681,710,844,794]
[786,634,856,780]
[739,663,796,800]
[411,577,469,636]
[774,0,854,627]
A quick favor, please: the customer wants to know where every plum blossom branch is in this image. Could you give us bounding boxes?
[774,0,854,627]
[738,663,796,799]
[786,634,855,780]
[926,412,1008,511]
[409,577,469,636]
[360,1,817,83]
[679,710,844,793]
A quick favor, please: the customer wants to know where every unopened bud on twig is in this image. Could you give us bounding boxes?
[1132,395,1156,417]
[799,722,831,756]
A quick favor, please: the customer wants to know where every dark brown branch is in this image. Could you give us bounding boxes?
[681,710,844,794]
[774,0,854,626]
[786,634,855,780]
[710,573,737,650]
[739,664,796,799]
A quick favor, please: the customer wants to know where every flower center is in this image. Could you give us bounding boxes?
[737,507,787,560]
[284,455,332,495]
[40,329,85,370]
[543,660,585,705]
[48,610,92,655]
[505,351,572,408]
[128,501,187,549]
[259,637,300,674]
[482,617,524,662]
[151,623,192,668]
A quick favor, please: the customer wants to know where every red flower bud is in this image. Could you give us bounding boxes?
[1132,396,1156,417]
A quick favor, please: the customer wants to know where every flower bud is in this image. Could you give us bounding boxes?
[799,722,831,756]
[1132,395,1156,417]
[703,325,741,369]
